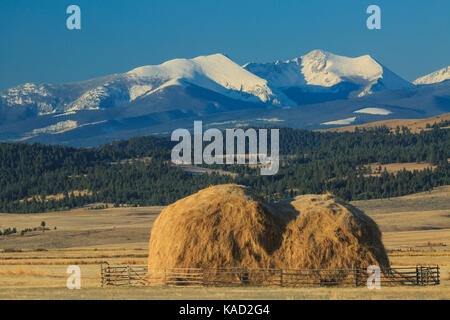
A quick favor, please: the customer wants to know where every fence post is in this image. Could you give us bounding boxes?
[416,266,420,285]
[202,268,206,287]
[280,269,283,287]
[240,267,243,284]
[436,266,440,285]
[105,266,110,286]
[100,264,104,287]
[164,267,167,286]
[127,265,131,286]
[354,266,360,287]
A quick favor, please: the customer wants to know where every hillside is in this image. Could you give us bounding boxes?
[321,113,450,133]
[0,126,448,213]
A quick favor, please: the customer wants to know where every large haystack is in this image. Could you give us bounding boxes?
[147,184,389,275]
[272,194,390,269]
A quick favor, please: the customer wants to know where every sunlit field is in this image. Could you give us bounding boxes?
[1,187,449,300]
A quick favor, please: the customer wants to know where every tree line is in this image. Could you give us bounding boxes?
[0,125,448,213]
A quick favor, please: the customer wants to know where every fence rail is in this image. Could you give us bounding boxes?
[100,264,440,287]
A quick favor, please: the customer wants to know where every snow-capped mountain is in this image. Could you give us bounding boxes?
[413,66,450,85]
[126,54,294,106]
[244,50,413,102]
[0,54,293,123]
[0,50,448,146]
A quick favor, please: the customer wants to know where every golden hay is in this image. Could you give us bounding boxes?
[147,184,389,281]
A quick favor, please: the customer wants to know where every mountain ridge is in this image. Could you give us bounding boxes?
[414,66,450,85]
[244,49,414,100]
[0,50,449,146]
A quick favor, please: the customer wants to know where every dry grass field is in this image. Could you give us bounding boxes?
[321,113,450,133]
[361,162,438,176]
[0,186,449,300]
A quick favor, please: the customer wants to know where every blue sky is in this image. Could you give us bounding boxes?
[1,0,449,90]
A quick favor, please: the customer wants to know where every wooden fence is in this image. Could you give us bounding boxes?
[100,264,440,287]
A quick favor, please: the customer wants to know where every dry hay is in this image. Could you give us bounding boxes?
[147,184,389,285]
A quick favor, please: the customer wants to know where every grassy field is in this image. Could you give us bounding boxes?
[321,112,450,133]
[361,162,437,176]
[0,186,449,300]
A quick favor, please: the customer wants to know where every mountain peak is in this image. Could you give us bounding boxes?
[125,53,293,106]
[301,49,329,59]
[127,53,232,76]
[243,50,412,97]
[413,66,450,85]
[301,50,383,87]
[300,49,375,63]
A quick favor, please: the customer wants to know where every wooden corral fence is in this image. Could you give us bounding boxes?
[100,263,440,287]
[100,264,148,287]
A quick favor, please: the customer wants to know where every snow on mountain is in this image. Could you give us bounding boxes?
[128,84,154,101]
[413,66,450,85]
[354,107,392,115]
[0,54,294,119]
[244,50,413,98]
[302,50,382,89]
[321,117,356,125]
[0,83,60,115]
[31,120,79,135]
[65,79,131,112]
[0,51,418,119]
[127,54,292,105]
[1,50,448,146]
